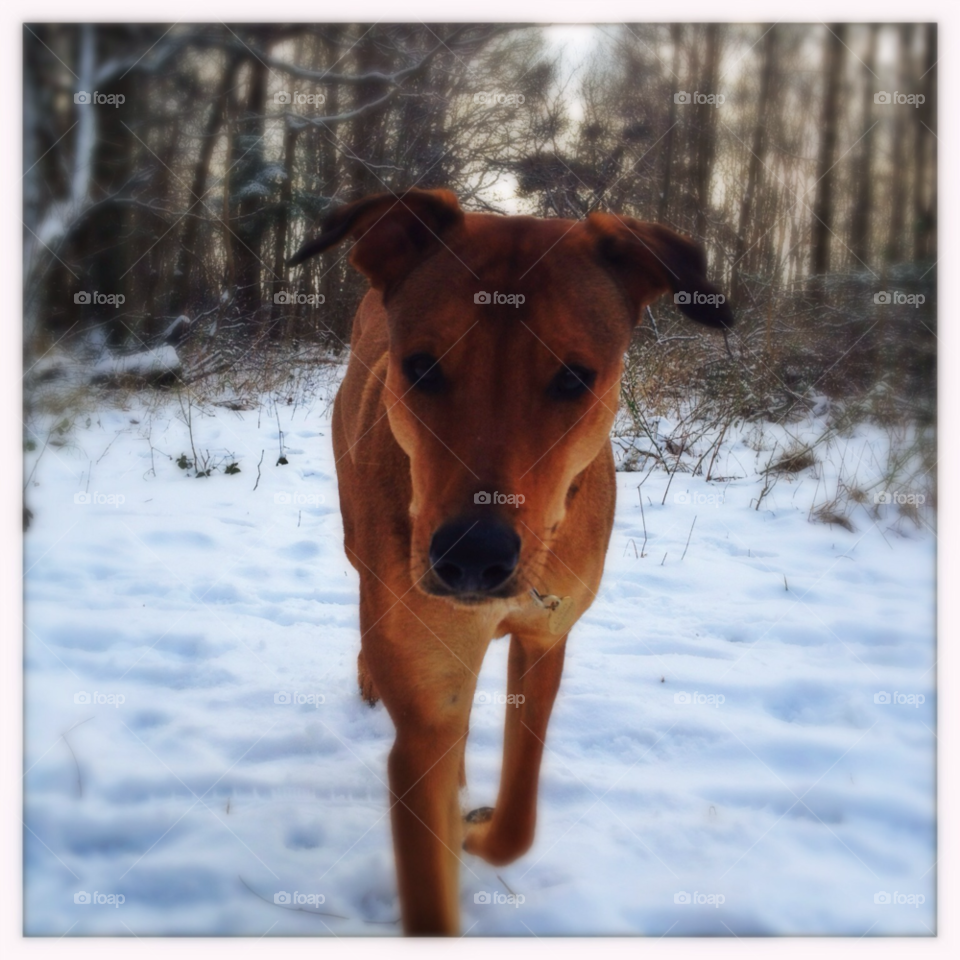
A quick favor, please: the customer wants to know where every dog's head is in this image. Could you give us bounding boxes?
[291,189,733,605]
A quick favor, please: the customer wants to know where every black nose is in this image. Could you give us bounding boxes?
[429,517,520,595]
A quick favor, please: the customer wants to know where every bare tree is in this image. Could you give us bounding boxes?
[848,24,878,269]
[693,24,720,241]
[810,24,846,277]
[731,25,776,302]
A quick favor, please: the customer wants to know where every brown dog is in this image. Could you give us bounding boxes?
[290,189,733,935]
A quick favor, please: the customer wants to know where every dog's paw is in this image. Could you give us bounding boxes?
[357,650,380,706]
[463,806,532,865]
[464,806,494,825]
[463,807,495,858]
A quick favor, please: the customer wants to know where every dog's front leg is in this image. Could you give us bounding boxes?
[388,715,469,934]
[361,589,483,935]
[463,632,566,865]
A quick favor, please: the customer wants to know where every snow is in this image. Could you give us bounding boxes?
[91,346,182,383]
[24,370,935,936]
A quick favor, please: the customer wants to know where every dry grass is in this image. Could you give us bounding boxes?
[767,446,818,474]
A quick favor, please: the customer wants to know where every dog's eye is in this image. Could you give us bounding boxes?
[548,365,596,400]
[402,353,445,393]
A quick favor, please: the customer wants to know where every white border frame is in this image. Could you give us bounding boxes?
[3,2,952,956]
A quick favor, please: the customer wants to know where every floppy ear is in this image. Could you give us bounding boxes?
[289,188,464,296]
[587,212,735,329]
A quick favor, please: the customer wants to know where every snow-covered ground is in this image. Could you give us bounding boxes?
[24,372,936,936]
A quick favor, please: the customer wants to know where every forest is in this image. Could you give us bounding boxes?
[23,23,937,442]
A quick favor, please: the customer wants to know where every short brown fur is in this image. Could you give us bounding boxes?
[291,189,733,934]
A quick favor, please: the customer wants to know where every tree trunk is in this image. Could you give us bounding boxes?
[693,24,720,240]
[848,24,878,269]
[886,26,912,263]
[83,26,136,346]
[658,24,682,223]
[348,27,389,197]
[810,23,846,277]
[914,23,936,261]
[318,27,344,339]
[135,122,179,338]
[170,53,241,315]
[270,115,300,331]
[231,56,269,327]
[731,25,775,303]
